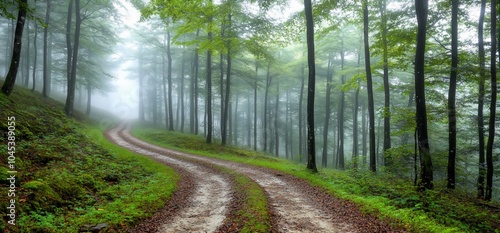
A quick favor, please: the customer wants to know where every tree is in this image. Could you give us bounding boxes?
[363,0,376,172]
[304,0,317,173]
[476,0,486,199]
[447,0,458,190]
[64,0,81,117]
[42,0,52,97]
[379,0,391,164]
[1,0,28,96]
[414,0,433,190]
[485,0,497,201]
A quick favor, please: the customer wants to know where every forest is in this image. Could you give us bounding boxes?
[0,0,500,231]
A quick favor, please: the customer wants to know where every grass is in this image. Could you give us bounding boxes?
[0,83,179,232]
[132,124,500,233]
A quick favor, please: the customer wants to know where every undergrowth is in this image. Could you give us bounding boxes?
[132,124,500,233]
[0,85,179,232]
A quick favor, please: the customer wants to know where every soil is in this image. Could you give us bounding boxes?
[107,123,405,233]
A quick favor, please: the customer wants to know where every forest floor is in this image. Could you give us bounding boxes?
[107,122,404,233]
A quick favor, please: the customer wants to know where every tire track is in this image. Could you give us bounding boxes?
[116,124,355,233]
[107,123,232,233]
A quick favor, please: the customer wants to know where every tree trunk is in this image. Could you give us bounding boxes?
[299,64,306,161]
[24,18,29,87]
[353,85,360,169]
[275,82,280,156]
[263,63,271,152]
[32,21,38,92]
[338,49,346,169]
[247,94,252,147]
[477,0,486,199]
[322,54,333,167]
[65,0,73,87]
[222,14,233,145]
[1,0,28,96]
[253,60,258,150]
[485,0,497,201]
[167,31,174,130]
[206,31,213,143]
[180,49,186,132]
[363,0,376,172]
[190,30,200,134]
[415,0,433,190]
[380,0,391,164]
[86,82,91,116]
[447,0,458,190]
[64,0,81,117]
[304,0,318,172]
[42,0,51,97]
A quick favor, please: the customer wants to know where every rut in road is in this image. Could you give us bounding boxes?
[115,123,357,233]
[107,124,232,233]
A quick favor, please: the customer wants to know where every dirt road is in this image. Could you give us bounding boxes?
[107,123,403,233]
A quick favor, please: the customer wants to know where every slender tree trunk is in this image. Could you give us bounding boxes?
[362,99,367,167]
[485,0,497,201]
[363,0,376,172]
[1,0,28,96]
[64,0,81,117]
[42,0,51,97]
[139,45,145,122]
[194,30,200,134]
[415,0,433,190]
[32,21,38,92]
[322,54,333,167]
[222,14,233,145]
[253,60,258,150]
[338,49,346,169]
[206,32,213,143]
[233,95,238,145]
[299,64,306,161]
[275,82,280,156]
[180,49,186,132]
[447,0,458,190]
[247,94,252,147]
[65,0,73,89]
[166,31,174,130]
[285,90,290,159]
[380,0,391,164]
[304,0,318,172]
[86,82,91,115]
[24,18,29,87]
[477,0,486,199]
[263,63,271,151]
[353,85,360,168]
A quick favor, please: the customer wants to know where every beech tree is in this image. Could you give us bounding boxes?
[414,0,433,190]
[1,0,28,96]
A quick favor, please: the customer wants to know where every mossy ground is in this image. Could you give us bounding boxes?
[0,84,178,232]
[133,124,500,233]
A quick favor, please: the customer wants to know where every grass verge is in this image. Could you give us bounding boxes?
[132,124,500,233]
[0,84,179,232]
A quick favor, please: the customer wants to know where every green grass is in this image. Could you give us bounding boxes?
[0,84,179,232]
[218,166,271,232]
[132,124,500,233]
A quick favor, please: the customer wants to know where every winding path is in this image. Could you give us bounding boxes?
[108,123,402,233]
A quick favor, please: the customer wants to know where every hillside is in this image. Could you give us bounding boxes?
[0,83,179,232]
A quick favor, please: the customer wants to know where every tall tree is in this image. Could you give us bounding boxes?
[379,0,391,164]
[65,0,81,117]
[485,0,497,201]
[166,31,174,130]
[447,0,458,190]
[322,53,333,167]
[477,0,486,199]
[1,0,28,96]
[42,0,52,97]
[363,0,376,172]
[304,0,318,172]
[414,0,433,190]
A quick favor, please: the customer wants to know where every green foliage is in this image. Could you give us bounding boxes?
[133,124,500,233]
[0,84,179,232]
